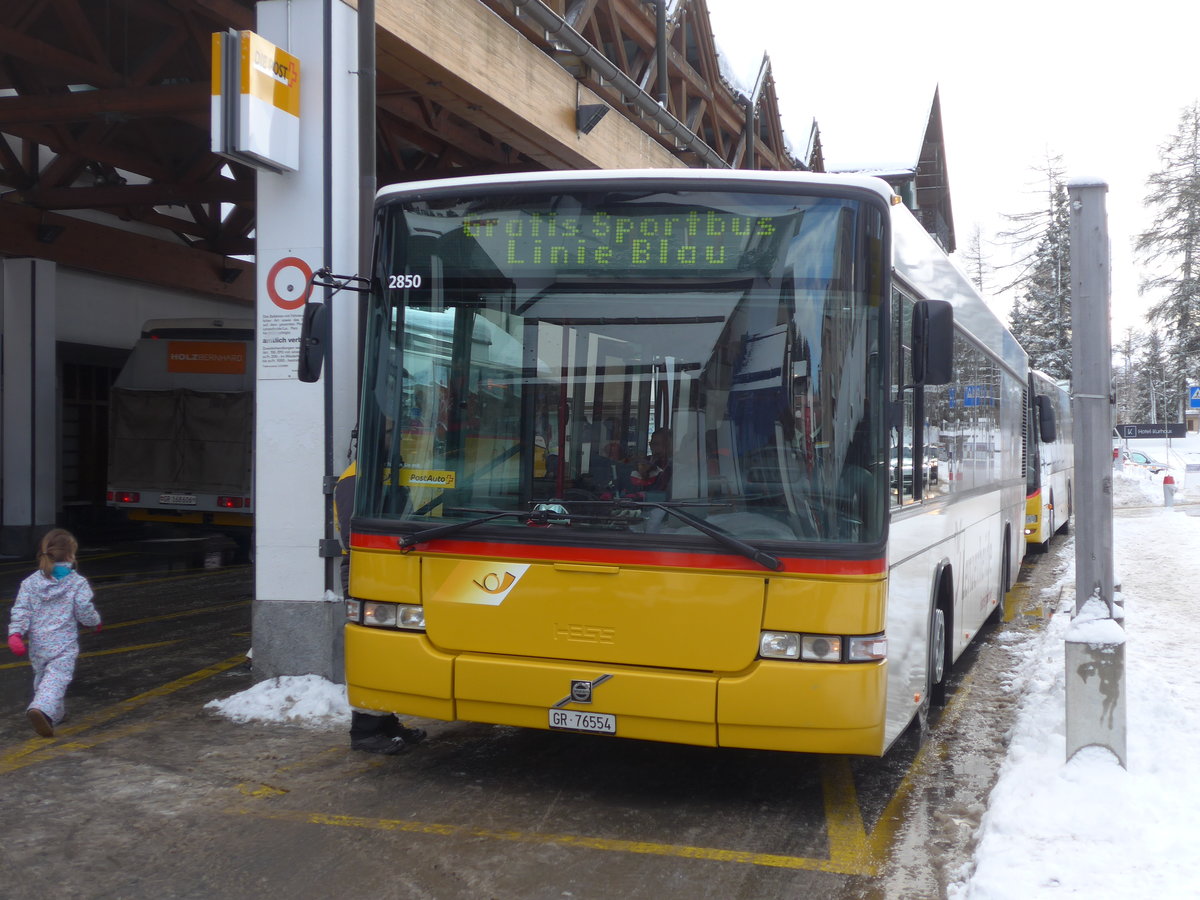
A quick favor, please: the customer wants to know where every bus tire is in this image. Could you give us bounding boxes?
[929,602,949,707]
[988,537,1009,626]
[1056,483,1072,535]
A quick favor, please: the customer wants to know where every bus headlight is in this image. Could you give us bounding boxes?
[363,601,397,628]
[356,600,425,631]
[397,605,426,630]
[759,631,801,659]
[345,599,361,622]
[758,631,886,662]
[802,635,842,662]
[848,634,887,661]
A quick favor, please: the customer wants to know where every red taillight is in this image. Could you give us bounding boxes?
[105,491,113,501]
[218,496,245,509]
[114,492,140,503]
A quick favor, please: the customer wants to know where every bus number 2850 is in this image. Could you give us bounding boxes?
[388,274,423,289]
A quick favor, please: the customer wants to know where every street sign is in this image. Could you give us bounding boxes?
[1189,386,1200,408]
[1117,423,1186,439]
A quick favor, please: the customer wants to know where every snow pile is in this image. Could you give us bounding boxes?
[205,673,350,730]
[951,440,1200,899]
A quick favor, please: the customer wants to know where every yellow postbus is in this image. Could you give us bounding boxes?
[334,170,1028,755]
[1024,370,1074,551]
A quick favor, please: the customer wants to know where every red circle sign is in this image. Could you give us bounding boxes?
[266,256,314,310]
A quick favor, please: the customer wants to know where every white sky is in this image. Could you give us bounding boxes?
[704,0,1200,336]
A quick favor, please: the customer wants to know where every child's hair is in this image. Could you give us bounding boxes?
[37,528,78,578]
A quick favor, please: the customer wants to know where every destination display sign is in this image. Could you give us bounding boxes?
[458,208,783,274]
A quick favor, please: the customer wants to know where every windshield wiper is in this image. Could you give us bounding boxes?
[397,507,567,549]
[612,499,782,572]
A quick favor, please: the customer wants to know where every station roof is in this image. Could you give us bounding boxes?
[0,0,954,302]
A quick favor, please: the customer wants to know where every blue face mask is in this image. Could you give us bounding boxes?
[52,562,73,580]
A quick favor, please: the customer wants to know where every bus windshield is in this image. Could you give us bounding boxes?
[357,185,887,546]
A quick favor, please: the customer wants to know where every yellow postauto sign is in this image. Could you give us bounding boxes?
[210,30,300,172]
[239,31,300,117]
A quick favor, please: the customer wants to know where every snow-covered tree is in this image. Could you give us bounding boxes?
[961,225,993,294]
[1140,328,1172,424]
[1002,169,1072,381]
[1136,100,1200,420]
[1113,328,1144,424]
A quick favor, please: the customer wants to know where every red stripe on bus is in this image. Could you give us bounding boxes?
[349,532,885,576]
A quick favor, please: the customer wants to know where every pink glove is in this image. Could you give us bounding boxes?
[7,634,26,656]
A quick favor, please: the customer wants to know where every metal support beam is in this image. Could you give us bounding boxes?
[1065,177,1126,768]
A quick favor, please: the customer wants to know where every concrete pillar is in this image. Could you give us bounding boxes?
[1,259,58,556]
[251,0,360,682]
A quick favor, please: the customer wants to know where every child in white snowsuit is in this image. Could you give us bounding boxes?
[6,528,101,737]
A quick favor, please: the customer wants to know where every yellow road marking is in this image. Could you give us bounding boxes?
[821,757,877,875]
[0,653,246,775]
[864,664,980,860]
[103,599,250,629]
[91,565,251,591]
[0,566,251,610]
[0,640,182,670]
[226,805,874,874]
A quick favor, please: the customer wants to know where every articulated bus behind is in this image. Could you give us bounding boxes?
[327,170,1028,756]
[1025,370,1073,551]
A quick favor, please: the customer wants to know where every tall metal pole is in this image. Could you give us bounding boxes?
[656,0,668,107]
[1065,177,1126,767]
[1069,179,1115,619]
[357,0,376,397]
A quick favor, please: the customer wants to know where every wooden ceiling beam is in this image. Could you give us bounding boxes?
[180,0,254,32]
[0,82,209,126]
[0,24,124,88]
[0,203,252,303]
[5,122,179,181]
[7,179,254,210]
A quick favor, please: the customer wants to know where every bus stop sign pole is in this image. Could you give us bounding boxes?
[1066,178,1126,768]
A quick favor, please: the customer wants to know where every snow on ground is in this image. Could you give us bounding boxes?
[951,435,1200,899]
[205,672,349,729]
[208,435,1200,898]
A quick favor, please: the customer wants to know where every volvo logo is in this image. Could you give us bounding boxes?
[552,673,612,708]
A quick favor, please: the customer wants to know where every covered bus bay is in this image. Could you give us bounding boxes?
[0,0,954,680]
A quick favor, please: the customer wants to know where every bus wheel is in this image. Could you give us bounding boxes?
[1045,500,1056,550]
[930,605,948,707]
[988,540,1009,626]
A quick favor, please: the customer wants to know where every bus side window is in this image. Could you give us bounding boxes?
[892,290,917,505]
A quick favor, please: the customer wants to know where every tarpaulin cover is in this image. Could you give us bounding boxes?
[109,389,252,494]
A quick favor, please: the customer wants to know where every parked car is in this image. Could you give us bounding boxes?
[1125,450,1170,473]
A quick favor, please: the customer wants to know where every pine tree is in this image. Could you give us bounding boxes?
[1136,100,1200,421]
[1113,328,1143,424]
[1004,174,1072,381]
[961,225,992,294]
[1141,328,1171,423]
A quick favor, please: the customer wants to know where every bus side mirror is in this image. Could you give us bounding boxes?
[1036,394,1057,442]
[297,300,329,383]
[912,299,953,386]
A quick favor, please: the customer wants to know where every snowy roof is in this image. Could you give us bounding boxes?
[818,86,937,174]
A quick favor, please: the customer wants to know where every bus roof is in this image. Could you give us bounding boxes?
[376,168,899,207]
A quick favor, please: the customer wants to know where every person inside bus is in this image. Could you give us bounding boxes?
[587,439,635,499]
[630,428,672,496]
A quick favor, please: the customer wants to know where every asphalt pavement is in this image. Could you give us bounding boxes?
[0,537,1067,899]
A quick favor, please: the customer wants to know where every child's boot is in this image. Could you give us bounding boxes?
[27,708,54,737]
